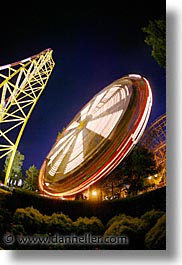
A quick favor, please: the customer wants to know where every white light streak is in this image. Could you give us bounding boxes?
[131,81,152,144]
[53,128,76,150]
[92,92,120,119]
[87,109,123,138]
[48,134,75,166]
[103,86,118,101]
[0,64,11,70]
[21,57,31,63]
[128,74,141,79]
[88,90,107,115]
[80,103,91,121]
[64,131,84,173]
[66,121,79,131]
[121,88,126,100]
[124,85,129,96]
[49,136,75,176]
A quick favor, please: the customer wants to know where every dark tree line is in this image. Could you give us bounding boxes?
[142,16,166,68]
[93,146,159,199]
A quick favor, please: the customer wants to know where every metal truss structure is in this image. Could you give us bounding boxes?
[139,113,166,168]
[0,48,55,185]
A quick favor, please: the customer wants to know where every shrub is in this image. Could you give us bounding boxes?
[106,214,145,234]
[104,214,146,249]
[145,213,166,250]
[13,206,44,234]
[10,224,26,235]
[141,209,165,233]
[44,212,74,235]
[106,214,131,228]
[73,216,105,236]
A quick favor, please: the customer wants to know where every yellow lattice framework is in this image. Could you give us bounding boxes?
[0,48,55,185]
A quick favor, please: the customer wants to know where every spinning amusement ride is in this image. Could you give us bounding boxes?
[39,74,153,197]
[0,49,156,198]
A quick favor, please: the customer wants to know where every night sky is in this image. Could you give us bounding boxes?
[0,1,166,171]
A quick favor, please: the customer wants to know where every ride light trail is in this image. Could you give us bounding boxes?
[38,74,152,198]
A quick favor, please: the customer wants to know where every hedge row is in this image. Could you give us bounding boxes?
[0,207,166,250]
[4,187,166,224]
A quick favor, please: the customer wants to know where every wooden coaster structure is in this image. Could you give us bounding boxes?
[139,113,166,185]
[139,114,166,167]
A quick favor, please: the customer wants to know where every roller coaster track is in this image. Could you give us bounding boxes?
[139,113,166,169]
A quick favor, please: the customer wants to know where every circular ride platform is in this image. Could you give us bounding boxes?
[38,74,152,198]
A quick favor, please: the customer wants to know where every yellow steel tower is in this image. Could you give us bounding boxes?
[0,48,55,185]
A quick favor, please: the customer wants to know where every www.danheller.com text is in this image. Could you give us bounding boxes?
[3,233,129,246]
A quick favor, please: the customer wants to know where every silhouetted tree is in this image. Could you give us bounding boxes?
[3,150,24,186]
[23,165,39,191]
[119,146,157,195]
[142,17,166,68]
